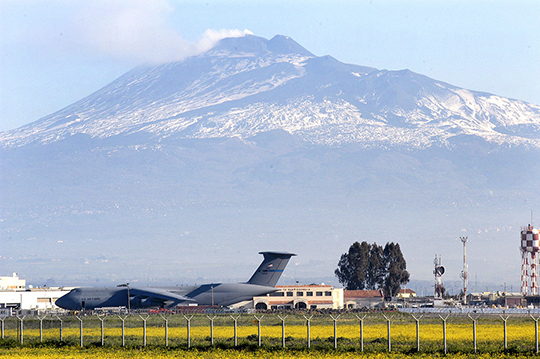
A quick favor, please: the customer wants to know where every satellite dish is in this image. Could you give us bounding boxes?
[437,266,445,276]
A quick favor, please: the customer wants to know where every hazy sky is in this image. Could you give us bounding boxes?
[1,0,538,131]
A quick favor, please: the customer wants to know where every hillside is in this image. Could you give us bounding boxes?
[1,34,538,290]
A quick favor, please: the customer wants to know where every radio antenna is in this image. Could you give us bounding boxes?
[460,237,468,304]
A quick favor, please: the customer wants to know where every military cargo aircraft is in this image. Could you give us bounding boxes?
[55,251,295,310]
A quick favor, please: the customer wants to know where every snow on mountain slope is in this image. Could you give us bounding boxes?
[2,34,540,287]
[1,34,539,149]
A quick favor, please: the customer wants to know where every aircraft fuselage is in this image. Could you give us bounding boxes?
[55,283,277,310]
[55,251,296,310]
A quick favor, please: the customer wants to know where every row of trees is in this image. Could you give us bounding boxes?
[334,241,409,299]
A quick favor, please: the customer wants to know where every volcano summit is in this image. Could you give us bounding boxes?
[2,34,539,149]
[1,34,538,288]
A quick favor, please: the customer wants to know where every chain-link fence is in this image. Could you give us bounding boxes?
[2,310,540,353]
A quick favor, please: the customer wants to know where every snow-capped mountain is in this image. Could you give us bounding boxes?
[1,34,539,288]
[2,34,539,149]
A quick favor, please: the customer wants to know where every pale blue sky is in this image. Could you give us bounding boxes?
[1,0,539,131]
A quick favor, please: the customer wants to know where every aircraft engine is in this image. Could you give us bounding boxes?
[140,297,153,307]
[129,293,158,308]
[130,296,141,307]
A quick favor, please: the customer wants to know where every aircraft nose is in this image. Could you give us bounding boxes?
[55,292,79,310]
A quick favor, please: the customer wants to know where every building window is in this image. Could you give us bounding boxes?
[316,292,323,296]
[325,291,332,296]
[310,305,317,309]
[297,292,303,296]
[286,292,293,297]
[269,292,285,297]
[307,292,313,297]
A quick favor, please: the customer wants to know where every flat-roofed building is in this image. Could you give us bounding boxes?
[251,285,344,310]
[0,273,26,291]
[0,287,71,311]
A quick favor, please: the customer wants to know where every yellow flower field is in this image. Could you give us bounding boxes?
[1,348,540,359]
[1,322,535,344]
[1,314,538,354]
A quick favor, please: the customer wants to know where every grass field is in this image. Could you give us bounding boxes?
[1,312,539,357]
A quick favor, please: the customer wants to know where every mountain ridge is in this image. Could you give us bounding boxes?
[2,34,539,149]
[1,34,538,287]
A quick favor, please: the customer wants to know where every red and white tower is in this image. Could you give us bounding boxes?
[521,224,540,296]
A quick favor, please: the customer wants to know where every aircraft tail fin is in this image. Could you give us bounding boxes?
[247,251,296,287]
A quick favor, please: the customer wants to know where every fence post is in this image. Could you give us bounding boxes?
[254,315,264,347]
[383,314,394,352]
[207,315,216,346]
[303,315,313,349]
[184,315,193,348]
[76,315,84,347]
[439,315,449,354]
[531,315,539,354]
[139,315,149,347]
[500,315,509,351]
[97,314,107,346]
[230,315,240,347]
[411,314,423,352]
[0,317,4,339]
[159,314,172,347]
[38,314,47,343]
[165,316,168,347]
[355,314,366,351]
[17,315,25,345]
[118,315,129,347]
[330,314,341,349]
[278,315,288,348]
[468,314,479,353]
[54,315,63,341]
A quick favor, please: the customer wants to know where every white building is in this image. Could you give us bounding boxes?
[343,289,385,309]
[0,288,70,311]
[0,273,71,311]
[0,273,26,290]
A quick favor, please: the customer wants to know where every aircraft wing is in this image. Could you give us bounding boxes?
[129,287,196,308]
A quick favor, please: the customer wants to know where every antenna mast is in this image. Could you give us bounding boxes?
[460,236,469,304]
[433,255,445,299]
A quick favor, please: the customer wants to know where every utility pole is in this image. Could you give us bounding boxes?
[460,237,468,304]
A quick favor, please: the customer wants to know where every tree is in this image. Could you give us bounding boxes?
[382,242,410,298]
[334,241,370,290]
[366,244,385,290]
[335,241,409,298]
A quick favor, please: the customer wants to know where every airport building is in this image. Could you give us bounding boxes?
[343,289,385,309]
[249,285,344,310]
[236,286,392,310]
[0,273,26,290]
[0,273,70,312]
[0,288,70,311]
[397,288,417,299]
